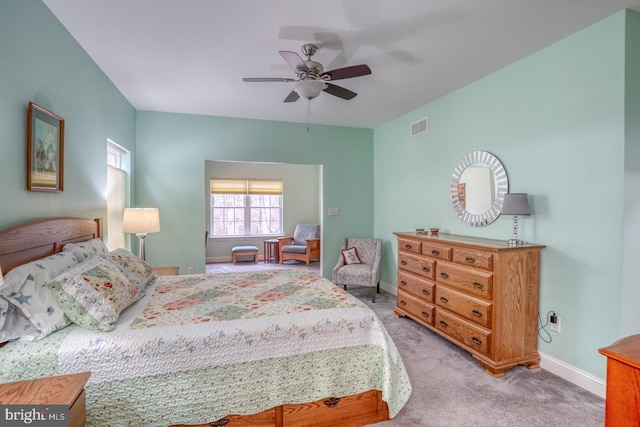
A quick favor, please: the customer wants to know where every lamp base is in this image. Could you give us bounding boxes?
[136,233,148,261]
[507,238,525,247]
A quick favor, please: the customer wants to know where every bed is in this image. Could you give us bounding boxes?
[0,217,411,427]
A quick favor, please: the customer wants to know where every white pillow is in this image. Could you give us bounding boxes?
[63,238,108,262]
[0,299,39,343]
[0,251,79,341]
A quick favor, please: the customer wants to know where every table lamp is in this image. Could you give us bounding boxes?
[122,208,160,261]
[501,193,530,246]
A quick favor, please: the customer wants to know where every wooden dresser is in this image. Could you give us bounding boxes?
[393,232,544,377]
[599,334,640,426]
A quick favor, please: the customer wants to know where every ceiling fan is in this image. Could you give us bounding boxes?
[243,43,371,103]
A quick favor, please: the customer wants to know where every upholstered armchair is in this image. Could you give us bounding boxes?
[278,224,321,266]
[332,238,382,302]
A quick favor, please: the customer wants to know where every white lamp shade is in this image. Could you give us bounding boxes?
[501,193,530,216]
[122,208,160,234]
[294,80,327,100]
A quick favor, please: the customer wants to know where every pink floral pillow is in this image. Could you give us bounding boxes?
[341,247,362,265]
[46,256,137,331]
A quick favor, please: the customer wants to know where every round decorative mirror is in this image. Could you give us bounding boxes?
[450,151,509,227]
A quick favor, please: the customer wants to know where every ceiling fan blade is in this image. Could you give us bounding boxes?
[243,77,295,82]
[322,64,371,81]
[284,90,300,103]
[323,83,357,100]
[280,50,308,74]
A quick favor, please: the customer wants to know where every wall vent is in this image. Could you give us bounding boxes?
[410,117,428,137]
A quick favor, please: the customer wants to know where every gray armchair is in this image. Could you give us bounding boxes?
[278,224,321,266]
[332,238,382,302]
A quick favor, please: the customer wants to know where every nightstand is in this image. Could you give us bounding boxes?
[0,372,90,427]
[154,266,179,276]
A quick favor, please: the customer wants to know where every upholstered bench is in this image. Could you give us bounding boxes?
[232,245,259,264]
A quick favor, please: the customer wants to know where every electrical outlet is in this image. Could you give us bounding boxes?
[550,315,561,333]
[187,266,194,274]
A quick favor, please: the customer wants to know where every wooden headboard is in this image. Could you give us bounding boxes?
[0,217,103,274]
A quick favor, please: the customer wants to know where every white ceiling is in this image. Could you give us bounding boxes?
[43,0,640,129]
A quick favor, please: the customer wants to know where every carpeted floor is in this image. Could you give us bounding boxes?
[207,262,605,427]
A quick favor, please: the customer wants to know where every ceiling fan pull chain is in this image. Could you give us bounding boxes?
[307,99,311,132]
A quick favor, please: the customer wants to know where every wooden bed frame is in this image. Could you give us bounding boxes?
[0,217,391,427]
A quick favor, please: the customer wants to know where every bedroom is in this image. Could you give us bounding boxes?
[1,0,640,422]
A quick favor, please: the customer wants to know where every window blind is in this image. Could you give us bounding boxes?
[210,178,283,195]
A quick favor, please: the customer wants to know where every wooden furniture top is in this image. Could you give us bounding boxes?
[393,231,545,252]
[154,266,179,276]
[0,372,90,405]
[0,217,103,274]
[599,334,640,369]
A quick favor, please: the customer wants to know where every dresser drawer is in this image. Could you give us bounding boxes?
[398,237,421,254]
[397,291,435,326]
[283,390,383,427]
[421,242,452,261]
[435,310,491,357]
[452,248,493,271]
[435,261,493,300]
[397,271,434,302]
[435,285,492,328]
[398,252,435,279]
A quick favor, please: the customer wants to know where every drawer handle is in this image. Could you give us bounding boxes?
[324,397,341,408]
[472,310,483,318]
[472,281,484,289]
[466,257,476,263]
[422,311,430,319]
[439,296,449,303]
[422,266,431,272]
[210,418,230,426]
[400,280,407,286]
[439,320,448,328]
[422,289,430,296]
[440,272,449,279]
[471,336,483,346]
[431,249,440,256]
[400,300,407,306]
[401,260,408,266]
[404,244,412,250]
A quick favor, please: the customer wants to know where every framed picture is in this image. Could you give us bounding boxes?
[27,102,64,192]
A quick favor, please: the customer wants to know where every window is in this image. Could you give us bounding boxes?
[106,141,129,250]
[107,145,122,169]
[210,178,283,237]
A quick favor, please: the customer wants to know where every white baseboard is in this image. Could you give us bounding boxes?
[539,352,605,399]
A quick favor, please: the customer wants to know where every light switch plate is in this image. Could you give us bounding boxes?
[328,208,340,216]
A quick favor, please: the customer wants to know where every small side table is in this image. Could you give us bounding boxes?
[599,334,640,426]
[0,372,90,427]
[264,239,279,263]
[154,266,179,276]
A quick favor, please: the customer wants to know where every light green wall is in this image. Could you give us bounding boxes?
[204,160,321,259]
[0,0,136,230]
[135,111,373,278]
[621,11,640,337]
[374,11,636,379]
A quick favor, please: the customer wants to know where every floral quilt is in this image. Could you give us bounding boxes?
[0,270,411,426]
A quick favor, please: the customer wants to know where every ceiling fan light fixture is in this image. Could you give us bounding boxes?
[294,80,327,100]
